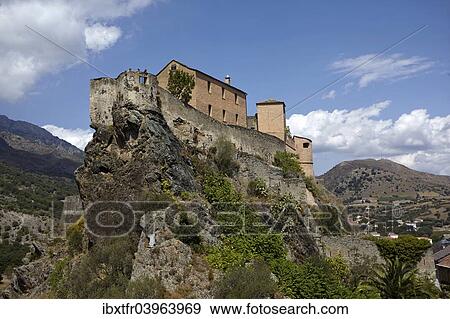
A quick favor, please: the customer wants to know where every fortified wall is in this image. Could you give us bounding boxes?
[90,70,287,163]
[158,88,286,162]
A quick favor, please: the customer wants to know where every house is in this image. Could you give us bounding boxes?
[157,60,248,127]
[434,246,450,285]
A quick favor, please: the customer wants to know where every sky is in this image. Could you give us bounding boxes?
[0,0,449,175]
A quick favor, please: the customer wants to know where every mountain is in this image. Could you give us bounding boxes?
[0,115,83,177]
[319,159,450,203]
[0,115,83,215]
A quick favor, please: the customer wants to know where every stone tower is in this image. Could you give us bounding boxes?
[89,69,158,129]
[256,100,287,142]
[294,136,314,178]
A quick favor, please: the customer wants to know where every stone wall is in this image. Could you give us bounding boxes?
[320,235,436,277]
[158,88,286,163]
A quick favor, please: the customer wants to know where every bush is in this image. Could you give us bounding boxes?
[214,260,278,298]
[273,151,301,178]
[0,242,29,280]
[126,276,167,299]
[66,217,85,255]
[203,172,241,208]
[207,234,286,271]
[247,178,268,198]
[167,69,195,104]
[213,137,239,177]
[374,235,431,266]
[271,257,353,298]
[50,236,139,298]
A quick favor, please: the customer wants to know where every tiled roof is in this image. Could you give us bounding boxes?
[437,254,450,268]
[433,245,450,262]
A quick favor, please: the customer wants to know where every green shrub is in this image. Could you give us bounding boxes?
[207,234,286,271]
[0,242,29,280]
[50,236,139,298]
[374,235,431,266]
[273,151,301,178]
[203,172,241,208]
[66,217,84,255]
[213,137,239,177]
[126,276,167,299]
[214,260,278,298]
[247,178,268,198]
[167,69,195,104]
[271,257,353,298]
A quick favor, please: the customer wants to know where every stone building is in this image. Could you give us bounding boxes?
[252,99,314,177]
[157,60,248,127]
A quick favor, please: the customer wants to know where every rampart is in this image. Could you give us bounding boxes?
[158,88,286,162]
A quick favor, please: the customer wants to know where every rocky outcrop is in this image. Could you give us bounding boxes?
[76,99,197,203]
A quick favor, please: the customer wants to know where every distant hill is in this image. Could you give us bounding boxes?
[318,159,450,203]
[0,115,82,215]
[0,115,83,177]
[0,115,84,163]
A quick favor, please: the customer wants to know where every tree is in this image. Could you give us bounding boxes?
[167,69,195,104]
[213,137,239,177]
[369,257,417,298]
[375,235,431,267]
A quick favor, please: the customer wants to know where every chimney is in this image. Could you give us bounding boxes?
[225,75,231,85]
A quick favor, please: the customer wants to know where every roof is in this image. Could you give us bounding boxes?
[433,245,450,262]
[256,99,285,105]
[157,59,247,95]
[437,254,450,268]
[293,135,312,143]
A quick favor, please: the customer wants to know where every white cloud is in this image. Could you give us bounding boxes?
[322,89,336,100]
[0,0,158,102]
[85,24,122,52]
[287,101,450,175]
[42,124,93,150]
[331,53,434,88]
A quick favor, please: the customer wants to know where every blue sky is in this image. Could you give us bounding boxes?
[0,0,449,175]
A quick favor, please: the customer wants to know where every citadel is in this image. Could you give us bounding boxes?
[90,59,314,177]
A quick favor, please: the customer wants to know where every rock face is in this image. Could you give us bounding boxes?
[76,95,196,203]
[132,236,214,298]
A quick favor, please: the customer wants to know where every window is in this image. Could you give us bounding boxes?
[235,93,239,105]
[235,114,239,124]
[303,142,310,148]
[208,104,212,116]
[222,87,226,99]
[208,81,212,94]
[139,76,146,84]
[222,110,226,122]
[170,64,177,71]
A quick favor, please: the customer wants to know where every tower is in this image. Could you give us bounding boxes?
[293,136,314,178]
[255,99,286,142]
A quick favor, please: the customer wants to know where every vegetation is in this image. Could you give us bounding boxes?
[167,69,195,104]
[214,260,278,298]
[0,241,29,281]
[49,235,139,298]
[374,235,431,266]
[0,162,78,216]
[66,217,85,256]
[207,234,286,271]
[202,172,241,208]
[273,151,301,178]
[247,178,268,198]
[271,257,353,298]
[212,137,239,177]
[126,276,167,299]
